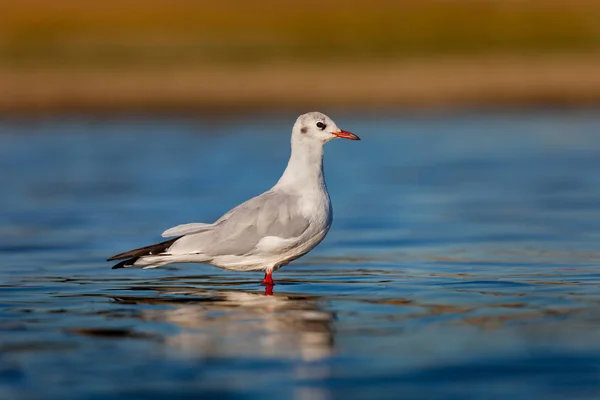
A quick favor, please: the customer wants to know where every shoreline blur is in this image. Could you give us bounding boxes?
[2,0,599,114]
[2,55,600,115]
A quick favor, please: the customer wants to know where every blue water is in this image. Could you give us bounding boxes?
[1,110,600,399]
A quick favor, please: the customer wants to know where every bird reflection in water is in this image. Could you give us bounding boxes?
[115,286,335,362]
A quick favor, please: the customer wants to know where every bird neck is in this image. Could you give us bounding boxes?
[276,140,325,191]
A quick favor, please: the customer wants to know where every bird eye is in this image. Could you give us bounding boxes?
[316,121,326,130]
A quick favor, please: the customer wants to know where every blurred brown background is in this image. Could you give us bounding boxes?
[1,0,599,114]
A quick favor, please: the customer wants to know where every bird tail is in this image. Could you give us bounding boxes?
[107,237,181,269]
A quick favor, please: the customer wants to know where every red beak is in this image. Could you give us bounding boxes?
[332,129,360,140]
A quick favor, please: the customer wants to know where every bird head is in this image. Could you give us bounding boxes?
[292,112,360,144]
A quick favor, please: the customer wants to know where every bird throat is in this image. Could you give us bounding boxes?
[277,140,325,189]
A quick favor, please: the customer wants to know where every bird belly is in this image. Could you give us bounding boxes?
[209,227,329,272]
[271,227,329,268]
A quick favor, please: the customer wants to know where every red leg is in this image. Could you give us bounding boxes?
[262,270,275,286]
[264,284,273,296]
[262,271,274,296]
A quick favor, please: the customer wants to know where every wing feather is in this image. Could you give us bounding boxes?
[168,190,310,257]
[162,222,213,237]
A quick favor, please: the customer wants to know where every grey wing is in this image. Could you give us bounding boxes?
[162,222,213,237]
[170,190,310,256]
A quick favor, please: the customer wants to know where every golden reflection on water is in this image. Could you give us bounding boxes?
[56,260,596,370]
[95,265,595,334]
[112,287,335,362]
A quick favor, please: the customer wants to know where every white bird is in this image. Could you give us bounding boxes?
[108,112,360,286]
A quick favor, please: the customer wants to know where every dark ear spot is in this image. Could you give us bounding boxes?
[300,127,308,134]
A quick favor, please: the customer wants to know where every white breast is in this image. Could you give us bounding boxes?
[211,189,332,272]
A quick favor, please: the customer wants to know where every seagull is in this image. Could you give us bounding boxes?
[107,112,360,286]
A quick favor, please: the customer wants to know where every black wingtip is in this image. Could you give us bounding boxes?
[107,237,181,262]
[111,257,139,269]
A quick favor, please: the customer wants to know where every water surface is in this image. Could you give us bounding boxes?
[1,111,600,399]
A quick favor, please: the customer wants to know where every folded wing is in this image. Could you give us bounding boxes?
[169,190,311,257]
[162,222,213,237]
